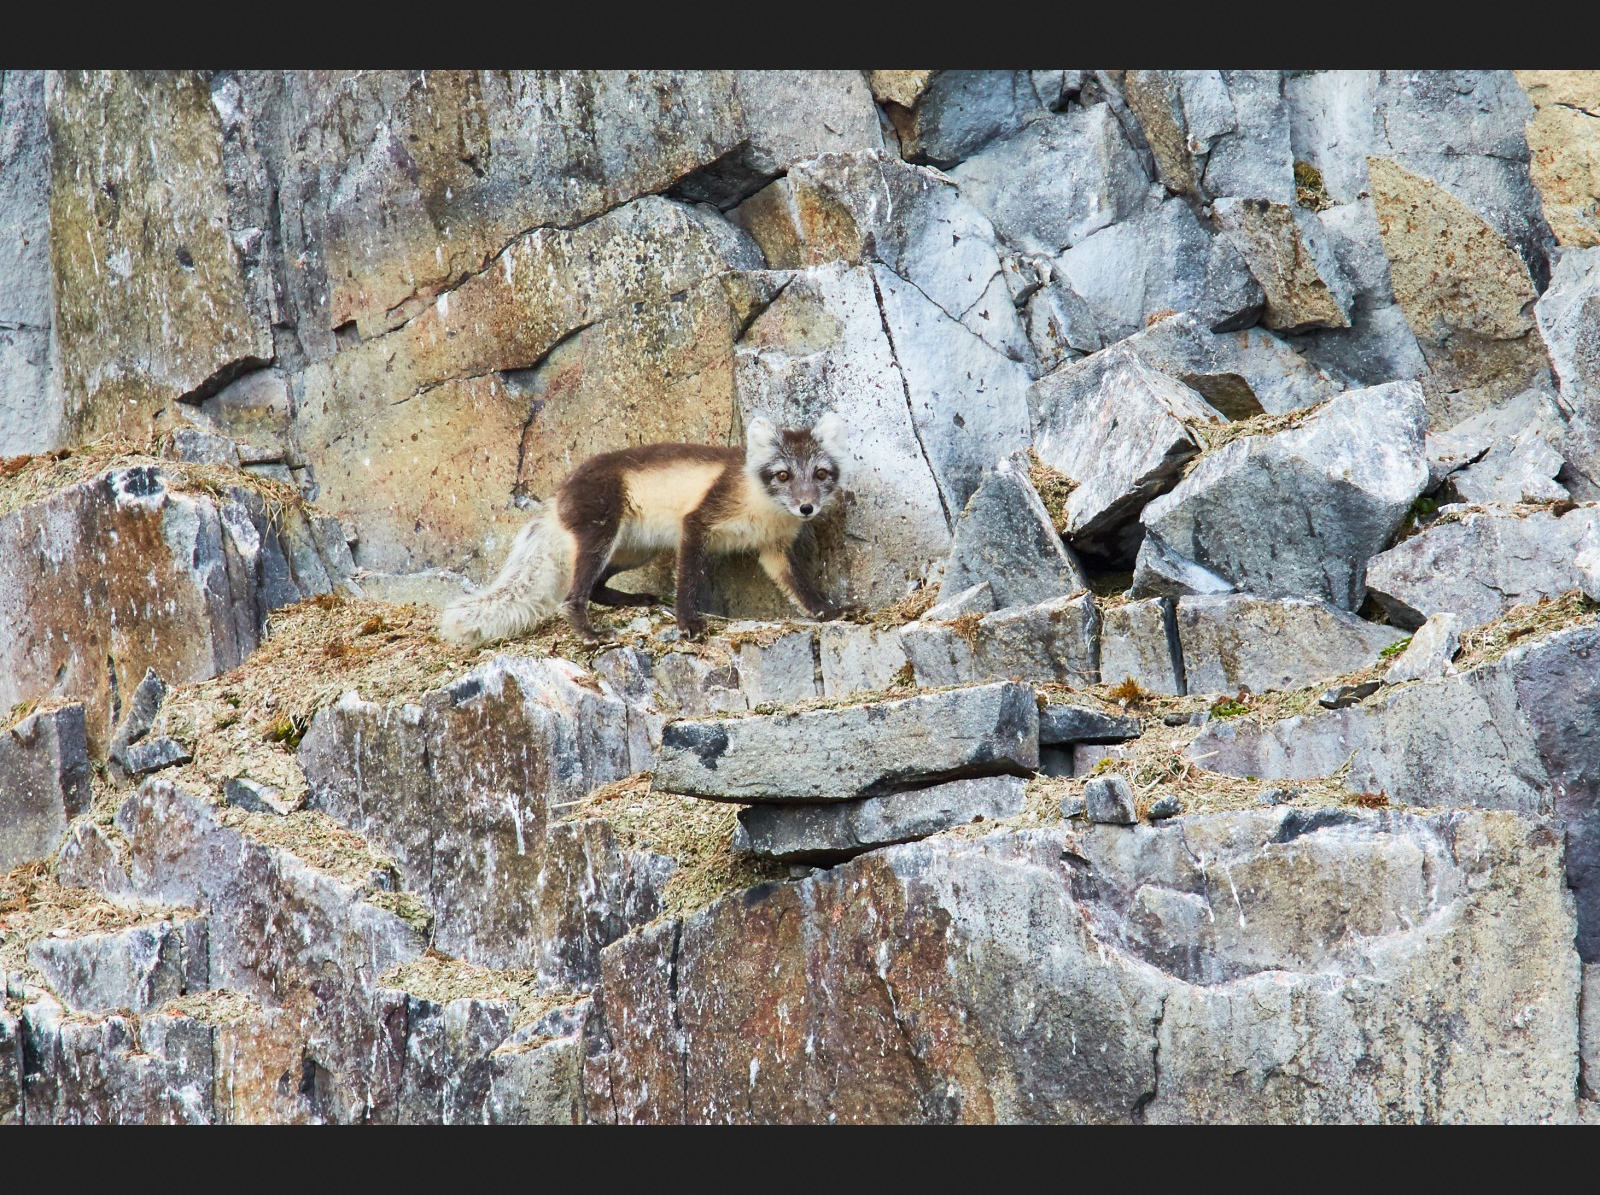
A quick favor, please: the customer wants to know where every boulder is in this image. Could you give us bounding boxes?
[29,919,209,1015]
[0,704,91,871]
[1032,350,1225,556]
[1132,382,1429,610]
[652,681,1038,802]
[583,812,1577,1122]
[1383,612,1462,684]
[1051,198,1264,345]
[1365,505,1600,629]
[299,656,670,980]
[1123,71,1294,204]
[902,594,1100,688]
[936,460,1088,608]
[1101,598,1185,696]
[1536,248,1600,481]
[947,104,1151,258]
[1212,198,1354,332]
[107,668,169,768]
[120,737,192,776]
[1085,774,1138,824]
[1175,595,1404,696]
[0,71,58,457]
[732,775,1026,862]
[889,71,1044,167]
[1039,705,1141,746]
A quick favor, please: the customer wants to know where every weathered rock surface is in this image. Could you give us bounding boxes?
[0,704,91,871]
[902,594,1099,688]
[1100,598,1184,696]
[732,775,1026,862]
[28,918,208,1015]
[817,624,910,699]
[1132,382,1429,610]
[1124,70,1294,205]
[1537,248,1600,482]
[1084,774,1137,824]
[0,71,56,457]
[0,466,347,753]
[584,812,1578,1123]
[1212,198,1353,332]
[1365,505,1600,629]
[1384,612,1462,684]
[299,657,671,980]
[653,682,1038,802]
[1032,351,1224,556]
[1516,71,1600,248]
[888,71,1045,167]
[1175,595,1403,696]
[1039,705,1141,746]
[936,460,1088,607]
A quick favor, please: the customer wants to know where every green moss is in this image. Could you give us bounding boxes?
[1379,637,1413,660]
[1209,698,1251,719]
[1294,160,1331,211]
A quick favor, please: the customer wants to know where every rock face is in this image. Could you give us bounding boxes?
[584,813,1578,1123]
[29,919,209,1015]
[1133,382,1429,610]
[1516,71,1600,249]
[902,594,1100,687]
[653,682,1038,802]
[0,704,91,871]
[299,657,670,981]
[0,465,348,754]
[1366,506,1600,630]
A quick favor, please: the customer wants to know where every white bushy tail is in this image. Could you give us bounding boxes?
[440,504,572,645]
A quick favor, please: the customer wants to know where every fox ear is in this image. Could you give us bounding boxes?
[745,415,779,461]
[812,411,845,460]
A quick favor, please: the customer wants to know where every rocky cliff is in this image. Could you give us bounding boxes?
[3,68,1600,1123]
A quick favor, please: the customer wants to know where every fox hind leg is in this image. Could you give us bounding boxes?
[589,563,662,608]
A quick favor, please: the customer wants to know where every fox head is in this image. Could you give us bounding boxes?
[746,412,847,521]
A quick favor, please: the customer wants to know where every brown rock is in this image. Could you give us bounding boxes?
[1516,71,1600,248]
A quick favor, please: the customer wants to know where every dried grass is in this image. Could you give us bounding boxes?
[1027,449,1077,534]
[379,953,584,1031]
[1456,590,1598,669]
[562,774,785,916]
[1179,400,1329,466]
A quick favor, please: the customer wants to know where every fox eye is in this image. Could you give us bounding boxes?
[814,468,830,481]
[775,470,790,483]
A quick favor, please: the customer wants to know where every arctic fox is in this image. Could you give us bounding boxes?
[440,413,848,645]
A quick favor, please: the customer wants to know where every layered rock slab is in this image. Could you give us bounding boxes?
[584,812,1578,1123]
[1132,381,1428,609]
[1175,595,1404,695]
[652,681,1038,802]
[0,704,91,871]
[902,594,1099,688]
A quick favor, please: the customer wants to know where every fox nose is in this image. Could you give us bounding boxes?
[799,504,815,517]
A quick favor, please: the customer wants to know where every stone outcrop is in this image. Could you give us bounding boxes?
[1174,594,1404,695]
[0,704,91,871]
[902,594,1099,687]
[936,460,1088,609]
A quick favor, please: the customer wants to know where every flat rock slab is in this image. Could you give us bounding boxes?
[653,681,1039,802]
[733,775,1026,862]
[1176,594,1404,695]
[902,594,1099,688]
[1040,705,1141,745]
[1101,597,1185,696]
[1366,504,1600,630]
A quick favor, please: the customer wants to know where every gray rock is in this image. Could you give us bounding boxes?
[29,919,209,1015]
[937,460,1088,609]
[224,777,295,817]
[1146,795,1183,820]
[1024,280,1101,369]
[1365,505,1600,629]
[652,681,1039,803]
[894,71,1043,167]
[1039,705,1141,746]
[948,104,1151,257]
[1033,351,1225,556]
[1317,681,1383,709]
[0,72,57,458]
[120,737,193,776]
[300,657,669,980]
[732,775,1027,862]
[1052,198,1264,345]
[1059,793,1088,819]
[54,822,137,906]
[1384,613,1462,684]
[0,704,91,872]
[1124,71,1293,204]
[1212,198,1354,332]
[1255,786,1300,806]
[1176,595,1404,696]
[166,428,242,466]
[1585,964,1600,1101]
[1578,548,1600,604]
[902,594,1099,688]
[922,581,996,622]
[585,811,1578,1123]
[1133,381,1429,610]
[817,623,911,699]
[1127,535,1237,600]
[1537,248,1600,482]
[649,652,748,718]
[1450,428,1568,505]
[0,1010,18,1125]
[1101,597,1185,696]
[1084,774,1137,825]
[108,669,169,767]
[735,629,820,708]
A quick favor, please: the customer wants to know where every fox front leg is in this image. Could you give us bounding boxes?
[758,545,841,620]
